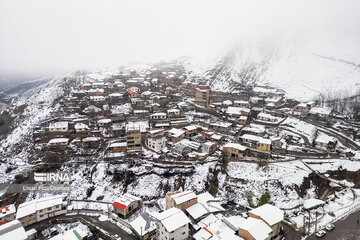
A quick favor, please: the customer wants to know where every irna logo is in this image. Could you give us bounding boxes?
[34,172,71,182]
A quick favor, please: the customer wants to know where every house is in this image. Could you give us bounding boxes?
[195,89,210,108]
[74,123,89,133]
[293,103,311,117]
[112,194,141,218]
[0,204,16,226]
[226,107,251,117]
[238,217,272,240]
[16,196,67,227]
[257,113,278,122]
[48,121,68,133]
[130,212,156,240]
[168,128,186,142]
[150,112,167,120]
[249,204,284,238]
[239,116,248,125]
[200,131,215,141]
[92,82,105,89]
[146,129,166,152]
[82,137,101,148]
[166,190,198,210]
[90,96,105,102]
[49,226,88,240]
[88,88,105,96]
[154,207,191,240]
[239,134,271,153]
[167,109,181,117]
[234,100,250,108]
[174,139,201,155]
[209,121,232,133]
[182,125,199,138]
[0,220,35,240]
[241,124,266,136]
[134,110,149,118]
[309,106,333,121]
[202,142,217,154]
[223,143,248,158]
[314,132,337,151]
[128,90,139,98]
[48,138,69,149]
[108,142,127,152]
[265,96,282,106]
[109,92,124,102]
[97,118,112,127]
[253,86,277,97]
[126,124,142,150]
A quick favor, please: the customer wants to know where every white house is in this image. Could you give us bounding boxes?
[146,129,166,152]
[167,109,181,117]
[16,196,67,227]
[49,122,68,133]
[48,138,69,147]
[154,207,191,240]
[150,112,167,120]
[0,220,34,240]
[74,123,89,133]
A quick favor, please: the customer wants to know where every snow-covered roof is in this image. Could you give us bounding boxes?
[109,142,127,148]
[238,218,272,240]
[168,128,185,137]
[16,196,64,219]
[170,190,197,205]
[226,107,250,115]
[186,203,209,220]
[98,118,112,124]
[130,213,156,237]
[303,198,325,210]
[82,137,101,142]
[49,121,68,129]
[74,123,88,129]
[309,106,332,116]
[50,227,88,240]
[241,134,271,145]
[0,220,28,240]
[257,112,277,120]
[183,125,198,131]
[249,204,284,226]
[193,227,213,240]
[126,121,149,132]
[211,134,223,140]
[223,143,247,151]
[253,86,277,94]
[167,109,180,113]
[223,215,246,231]
[315,132,336,144]
[151,112,167,117]
[154,207,191,232]
[210,121,232,128]
[48,138,69,144]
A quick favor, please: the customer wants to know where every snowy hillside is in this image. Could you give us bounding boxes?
[0,77,63,183]
[185,37,360,101]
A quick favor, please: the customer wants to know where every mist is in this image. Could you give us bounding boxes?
[1,0,360,77]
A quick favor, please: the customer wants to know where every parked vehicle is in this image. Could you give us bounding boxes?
[315,230,326,238]
[325,223,335,231]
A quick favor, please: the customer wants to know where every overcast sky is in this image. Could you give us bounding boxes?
[1,0,360,77]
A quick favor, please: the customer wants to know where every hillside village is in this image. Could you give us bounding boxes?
[1,62,360,240]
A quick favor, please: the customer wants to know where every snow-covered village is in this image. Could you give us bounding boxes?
[1,1,360,240]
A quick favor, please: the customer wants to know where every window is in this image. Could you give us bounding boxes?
[47,207,52,210]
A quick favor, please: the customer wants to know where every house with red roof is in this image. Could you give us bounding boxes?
[0,204,16,226]
[112,193,142,218]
